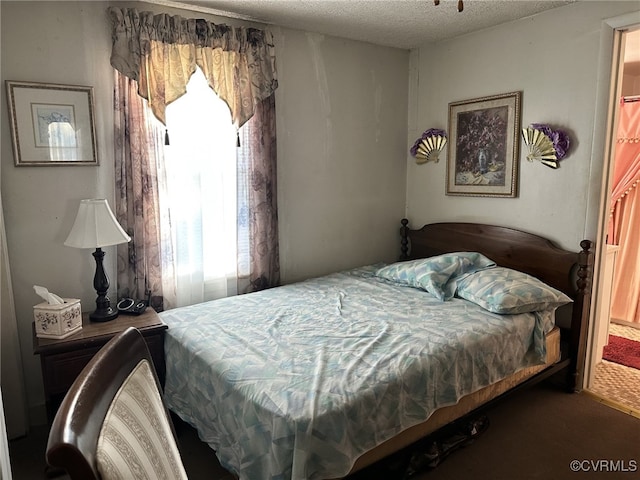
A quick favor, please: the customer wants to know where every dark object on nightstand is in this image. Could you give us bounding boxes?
[117,290,150,315]
[88,246,119,322]
[33,308,167,422]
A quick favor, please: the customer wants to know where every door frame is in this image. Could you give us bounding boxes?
[584,11,640,389]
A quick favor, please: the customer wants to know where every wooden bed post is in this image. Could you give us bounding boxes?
[568,239,594,392]
[400,218,409,260]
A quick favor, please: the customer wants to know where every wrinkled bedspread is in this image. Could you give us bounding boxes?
[160,266,554,480]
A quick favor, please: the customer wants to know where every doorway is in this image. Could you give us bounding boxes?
[586,27,640,416]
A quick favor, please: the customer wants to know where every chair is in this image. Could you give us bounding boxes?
[46,327,188,479]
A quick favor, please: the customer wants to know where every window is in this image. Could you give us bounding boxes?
[163,68,239,306]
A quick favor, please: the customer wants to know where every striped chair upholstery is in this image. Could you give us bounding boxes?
[96,359,187,479]
[46,327,187,479]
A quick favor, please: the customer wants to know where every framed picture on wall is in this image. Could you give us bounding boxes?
[446,91,521,197]
[5,80,98,166]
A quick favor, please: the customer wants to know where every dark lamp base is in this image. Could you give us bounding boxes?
[90,247,119,323]
[90,307,119,322]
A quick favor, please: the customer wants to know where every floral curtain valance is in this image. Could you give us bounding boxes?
[108,7,278,127]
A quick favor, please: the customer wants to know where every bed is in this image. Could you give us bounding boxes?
[159,220,593,480]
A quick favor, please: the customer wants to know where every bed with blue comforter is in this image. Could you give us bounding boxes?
[160,244,577,479]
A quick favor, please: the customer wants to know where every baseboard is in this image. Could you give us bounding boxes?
[581,389,640,419]
[610,319,640,330]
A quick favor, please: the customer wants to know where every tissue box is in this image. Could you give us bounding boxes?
[34,299,82,339]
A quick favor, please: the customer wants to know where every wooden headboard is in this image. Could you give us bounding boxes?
[398,219,594,391]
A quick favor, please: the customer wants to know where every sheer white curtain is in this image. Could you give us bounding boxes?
[164,68,239,307]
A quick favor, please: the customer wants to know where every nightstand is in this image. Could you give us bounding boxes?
[33,308,167,422]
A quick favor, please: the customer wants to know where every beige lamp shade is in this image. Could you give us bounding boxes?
[64,199,131,248]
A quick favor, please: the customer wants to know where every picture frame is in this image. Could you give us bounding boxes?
[446,91,521,197]
[5,81,98,166]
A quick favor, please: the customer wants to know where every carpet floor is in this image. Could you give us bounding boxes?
[9,381,640,480]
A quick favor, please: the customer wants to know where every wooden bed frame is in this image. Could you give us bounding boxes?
[397,219,593,393]
[343,220,594,476]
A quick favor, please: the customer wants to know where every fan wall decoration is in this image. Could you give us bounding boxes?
[410,128,448,164]
[521,123,571,169]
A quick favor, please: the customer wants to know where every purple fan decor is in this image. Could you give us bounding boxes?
[530,123,571,160]
[410,128,448,163]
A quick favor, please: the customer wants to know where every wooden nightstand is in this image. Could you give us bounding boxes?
[33,308,167,422]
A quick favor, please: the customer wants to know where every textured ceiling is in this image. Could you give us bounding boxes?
[152,0,577,50]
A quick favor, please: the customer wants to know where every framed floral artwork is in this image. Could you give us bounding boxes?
[5,80,98,166]
[446,91,522,197]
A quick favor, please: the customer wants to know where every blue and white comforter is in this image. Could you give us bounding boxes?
[160,266,554,480]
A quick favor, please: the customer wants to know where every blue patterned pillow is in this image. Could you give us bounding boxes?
[374,252,496,301]
[455,267,572,314]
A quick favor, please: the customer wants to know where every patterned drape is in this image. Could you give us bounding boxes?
[113,72,176,311]
[238,94,280,291]
[110,7,280,306]
[108,7,278,128]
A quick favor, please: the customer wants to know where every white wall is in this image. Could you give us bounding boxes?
[621,29,640,96]
[406,1,640,252]
[622,67,640,96]
[1,1,116,425]
[1,195,28,439]
[0,1,409,424]
[274,29,409,282]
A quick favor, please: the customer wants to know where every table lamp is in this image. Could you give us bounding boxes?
[64,199,131,322]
